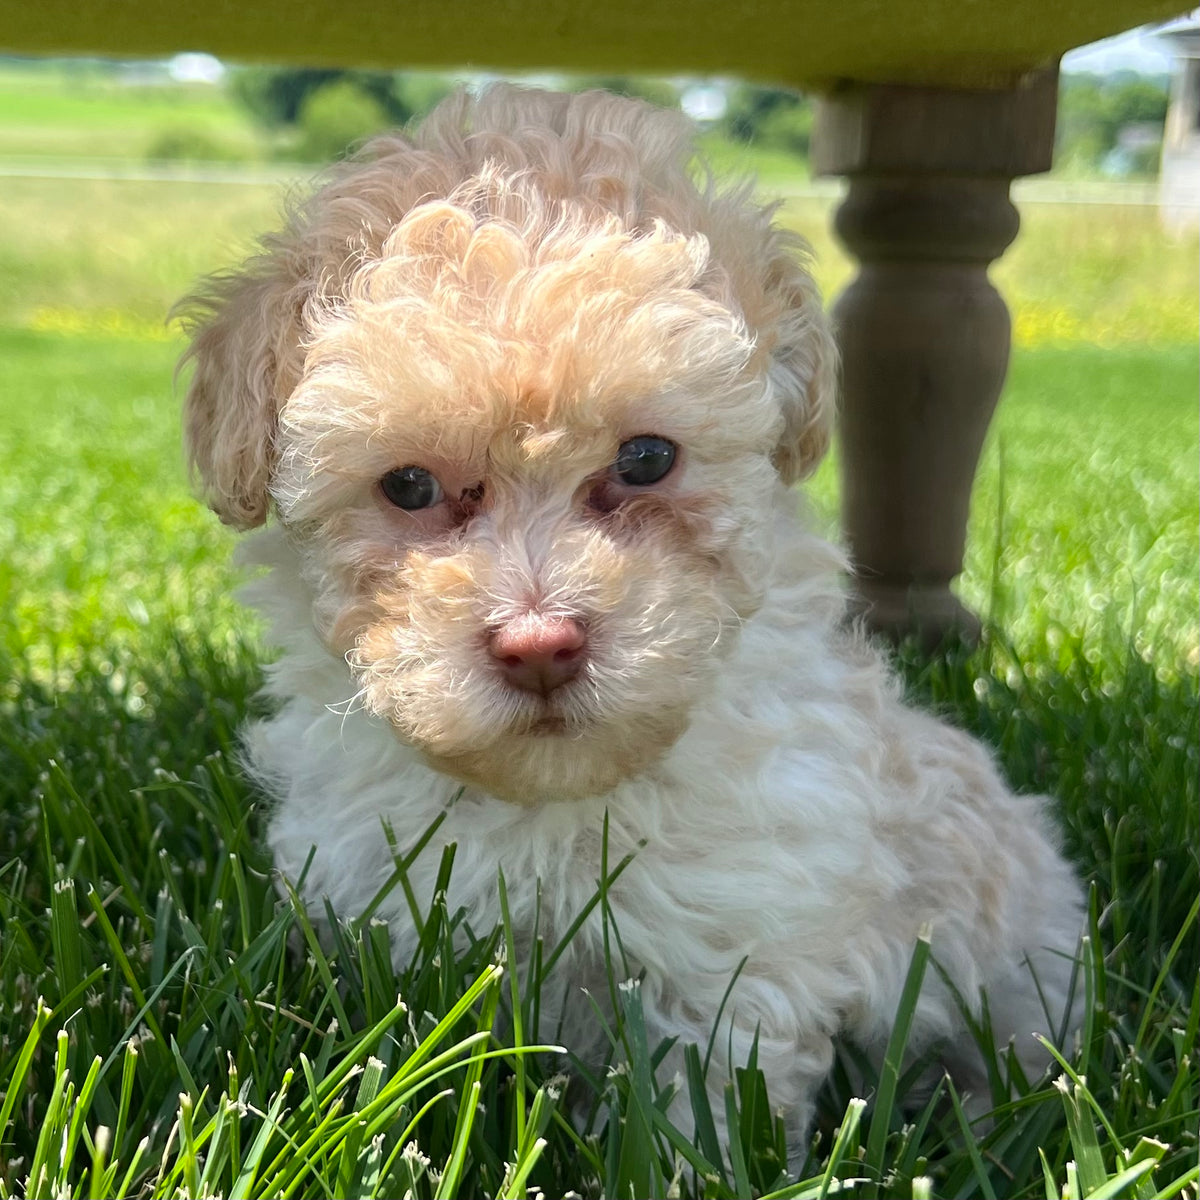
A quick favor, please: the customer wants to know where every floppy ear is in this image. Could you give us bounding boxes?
[763,231,839,484]
[177,258,309,530]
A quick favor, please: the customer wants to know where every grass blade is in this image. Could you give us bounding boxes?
[863,928,932,1182]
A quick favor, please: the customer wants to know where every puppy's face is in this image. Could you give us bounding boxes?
[181,90,835,802]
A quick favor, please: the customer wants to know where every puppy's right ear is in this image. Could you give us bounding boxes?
[177,261,307,530]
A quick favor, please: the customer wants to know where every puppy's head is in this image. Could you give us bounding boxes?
[180,86,836,802]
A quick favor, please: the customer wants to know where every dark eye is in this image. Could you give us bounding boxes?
[380,466,444,510]
[612,436,676,486]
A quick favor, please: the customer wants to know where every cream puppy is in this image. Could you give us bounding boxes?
[180,85,1082,1146]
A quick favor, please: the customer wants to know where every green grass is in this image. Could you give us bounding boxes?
[0,178,281,332]
[1,176,1195,346]
[0,334,242,671]
[0,67,264,160]
[1,324,1196,1196]
[965,348,1198,668]
[0,77,1197,1197]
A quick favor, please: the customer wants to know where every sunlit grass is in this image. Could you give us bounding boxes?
[963,346,1198,671]
[773,197,1200,350]
[0,177,281,329]
[997,204,1200,348]
[0,69,263,159]
[1,173,1194,354]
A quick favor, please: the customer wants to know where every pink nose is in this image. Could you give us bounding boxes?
[489,615,587,695]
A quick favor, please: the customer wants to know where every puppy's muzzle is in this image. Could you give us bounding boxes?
[488,614,587,696]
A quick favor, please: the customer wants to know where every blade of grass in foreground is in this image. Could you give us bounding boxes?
[0,998,51,1146]
[863,928,932,1185]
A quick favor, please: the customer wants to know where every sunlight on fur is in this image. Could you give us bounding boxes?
[179,84,1083,1153]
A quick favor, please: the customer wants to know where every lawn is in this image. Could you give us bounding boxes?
[0,88,1197,1198]
[0,66,262,160]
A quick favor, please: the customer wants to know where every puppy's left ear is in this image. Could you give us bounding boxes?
[762,235,838,484]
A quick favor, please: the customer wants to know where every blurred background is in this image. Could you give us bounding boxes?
[0,31,1185,175]
[0,29,1195,345]
[0,28,1196,676]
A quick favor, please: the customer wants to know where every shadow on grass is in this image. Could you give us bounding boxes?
[893,630,1199,980]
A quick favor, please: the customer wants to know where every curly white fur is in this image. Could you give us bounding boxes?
[180,84,1083,1149]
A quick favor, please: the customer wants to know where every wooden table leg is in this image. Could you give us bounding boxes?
[813,69,1058,645]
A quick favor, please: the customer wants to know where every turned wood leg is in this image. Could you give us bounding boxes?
[812,71,1058,644]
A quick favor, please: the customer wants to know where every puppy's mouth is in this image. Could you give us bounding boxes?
[511,693,583,737]
[525,714,570,736]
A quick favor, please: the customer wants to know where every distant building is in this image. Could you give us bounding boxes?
[1158,13,1200,230]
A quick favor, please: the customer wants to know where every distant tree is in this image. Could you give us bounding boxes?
[232,67,455,130]
[566,75,681,108]
[1107,77,1169,129]
[297,79,391,161]
[1057,75,1110,167]
[719,85,813,158]
[233,68,350,127]
[394,72,459,120]
[1056,72,1169,174]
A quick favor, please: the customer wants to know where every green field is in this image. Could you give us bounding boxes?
[0,66,262,159]
[1,69,1197,1200]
